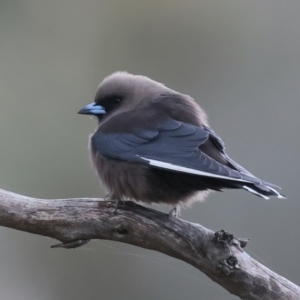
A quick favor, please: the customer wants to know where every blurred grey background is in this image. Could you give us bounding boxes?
[0,1,299,299]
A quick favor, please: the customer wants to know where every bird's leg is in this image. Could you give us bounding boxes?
[103,194,125,213]
[168,206,179,219]
[114,198,125,214]
[103,193,111,201]
[103,193,112,201]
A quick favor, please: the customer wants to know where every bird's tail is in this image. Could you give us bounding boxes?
[242,182,286,200]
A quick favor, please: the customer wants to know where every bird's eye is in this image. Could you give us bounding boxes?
[112,97,121,104]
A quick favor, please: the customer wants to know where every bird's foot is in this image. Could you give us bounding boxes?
[114,199,125,214]
[167,206,179,219]
[104,193,113,201]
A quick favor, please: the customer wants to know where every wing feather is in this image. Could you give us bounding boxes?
[92,117,262,184]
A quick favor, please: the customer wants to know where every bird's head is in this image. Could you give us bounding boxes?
[78,71,168,124]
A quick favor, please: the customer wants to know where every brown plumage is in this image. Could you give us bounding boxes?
[78,72,285,212]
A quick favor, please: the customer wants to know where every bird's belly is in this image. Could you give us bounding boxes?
[90,145,209,205]
[90,148,150,201]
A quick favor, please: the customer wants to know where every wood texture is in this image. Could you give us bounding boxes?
[0,188,298,299]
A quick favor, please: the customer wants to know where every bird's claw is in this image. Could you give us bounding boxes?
[114,199,125,214]
[104,193,112,201]
[167,206,179,220]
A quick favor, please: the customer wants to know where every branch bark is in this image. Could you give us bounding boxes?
[0,188,298,299]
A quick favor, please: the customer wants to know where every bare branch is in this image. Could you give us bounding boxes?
[0,188,298,299]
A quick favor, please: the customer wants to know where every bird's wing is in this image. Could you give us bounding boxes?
[92,116,263,184]
[202,125,255,177]
[201,125,280,189]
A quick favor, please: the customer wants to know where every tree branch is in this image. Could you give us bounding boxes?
[0,188,298,299]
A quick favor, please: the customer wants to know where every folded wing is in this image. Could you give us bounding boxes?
[92,117,267,185]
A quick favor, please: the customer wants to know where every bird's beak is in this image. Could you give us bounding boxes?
[78,103,106,115]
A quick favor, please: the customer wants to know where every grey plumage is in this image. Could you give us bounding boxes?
[78,71,285,210]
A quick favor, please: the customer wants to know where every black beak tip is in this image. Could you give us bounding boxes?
[77,108,86,115]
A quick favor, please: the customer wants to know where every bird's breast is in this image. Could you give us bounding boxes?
[89,137,150,200]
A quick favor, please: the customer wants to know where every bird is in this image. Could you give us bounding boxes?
[78,71,285,215]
